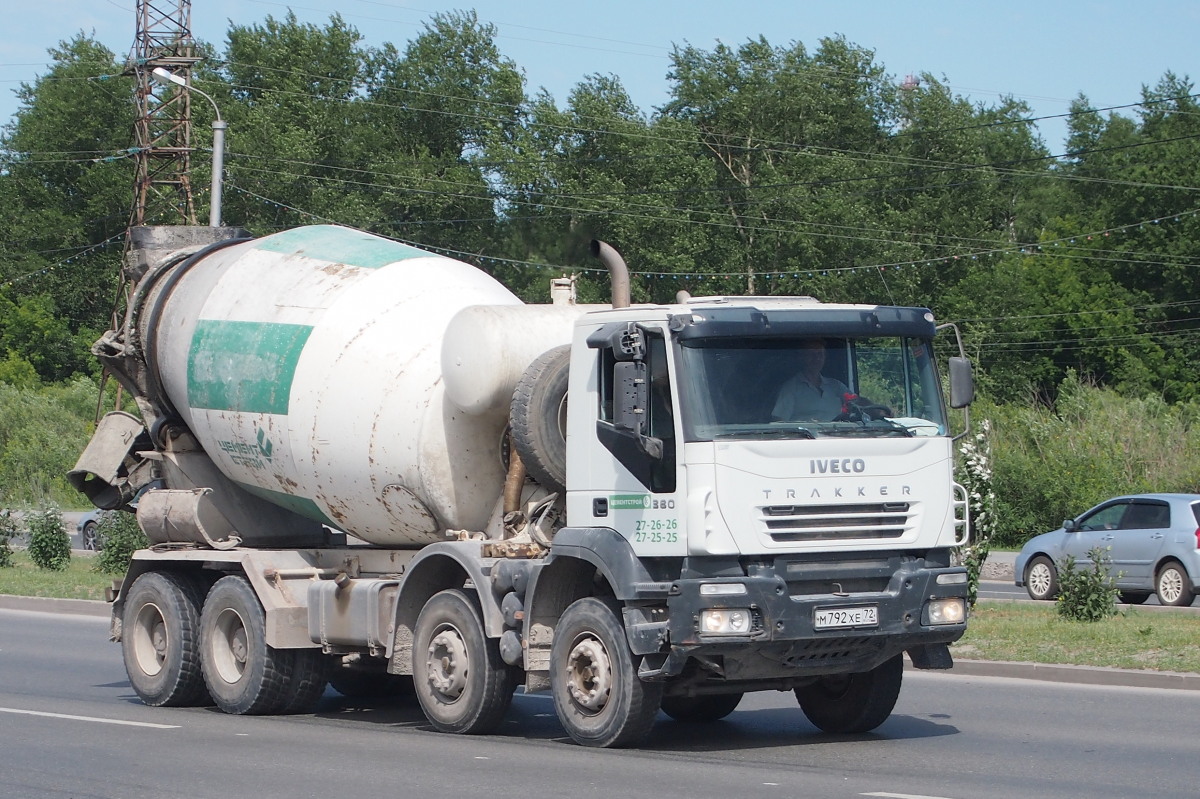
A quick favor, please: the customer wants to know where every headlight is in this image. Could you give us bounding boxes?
[923,597,966,625]
[700,608,753,635]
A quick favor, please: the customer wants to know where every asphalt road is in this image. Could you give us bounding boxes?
[2,608,1198,799]
[979,579,1200,610]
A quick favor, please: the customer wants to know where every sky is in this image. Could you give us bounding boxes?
[0,0,1197,151]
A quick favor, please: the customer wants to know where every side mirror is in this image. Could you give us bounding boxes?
[948,356,974,409]
[1063,519,1078,532]
[614,361,648,433]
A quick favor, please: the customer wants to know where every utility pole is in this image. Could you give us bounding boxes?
[127,0,200,227]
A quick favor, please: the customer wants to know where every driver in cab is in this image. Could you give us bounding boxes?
[771,338,851,421]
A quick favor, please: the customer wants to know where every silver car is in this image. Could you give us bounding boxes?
[1014,493,1200,606]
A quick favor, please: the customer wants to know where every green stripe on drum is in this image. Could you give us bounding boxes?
[188,320,312,414]
[238,483,341,530]
[253,224,438,269]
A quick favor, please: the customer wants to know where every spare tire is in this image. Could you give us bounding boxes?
[510,345,570,494]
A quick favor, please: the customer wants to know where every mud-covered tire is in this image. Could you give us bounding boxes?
[412,589,513,734]
[661,692,743,722]
[551,597,663,748]
[122,571,209,707]
[277,648,332,714]
[795,655,903,734]
[200,575,294,715]
[510,345,571,494]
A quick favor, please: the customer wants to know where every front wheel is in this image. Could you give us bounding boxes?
[551,597,662,748]
[412,589,513,734]
[1156,563,1196,607]
[795,655,903,734]
[1025,555,1058,601]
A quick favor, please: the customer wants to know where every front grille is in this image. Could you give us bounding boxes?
[761,502,911,542]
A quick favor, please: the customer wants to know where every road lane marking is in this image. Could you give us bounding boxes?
[863,793,958,799]
[0,707,180,729]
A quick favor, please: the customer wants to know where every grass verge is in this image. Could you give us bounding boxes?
[0,550,112,601]
[955,601,1200,673]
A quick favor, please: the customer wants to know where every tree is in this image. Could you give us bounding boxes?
[0,34,129,380]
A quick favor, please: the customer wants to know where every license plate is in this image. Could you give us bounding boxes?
[814,605,879,630]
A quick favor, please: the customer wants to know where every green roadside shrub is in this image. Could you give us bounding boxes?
[94,510,148,575]
[26,506,71,570]
[986,374,1200,548]
[0,507,18,567]
[1055,547,1120,622]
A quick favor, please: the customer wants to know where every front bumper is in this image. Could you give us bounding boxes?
[647,555,967,680]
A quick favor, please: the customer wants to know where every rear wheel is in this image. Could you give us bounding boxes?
[661,692,743,723]
[1156,562,1196,607]
[795,655,903,734]
[1025,556,1058,601]
[551,597,662,748]
[412,589,513,734]
[122,571,209,707]
[201,575,295,715]
[81,521,99,551]
[277,648,332,714]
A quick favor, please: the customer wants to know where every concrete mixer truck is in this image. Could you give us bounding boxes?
[71,223,975,748]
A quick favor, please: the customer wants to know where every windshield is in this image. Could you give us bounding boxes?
[677,335,948,441]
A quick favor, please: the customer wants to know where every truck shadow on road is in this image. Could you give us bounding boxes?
[311,691,959,752]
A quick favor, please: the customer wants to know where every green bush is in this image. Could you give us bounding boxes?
[94,510,148,575]
[1055,547,1120,622]
[0,376,102,507]
[0,507,18,567]
[25,506,71,570]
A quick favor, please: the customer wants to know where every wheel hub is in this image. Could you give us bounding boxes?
[151,621,167,662]
[426,628,469,700]
[132,603,167,676]
[1029,563,1051,596]
[1160,569,1183,603]
[211,608,250,684]
[565,637,612,712]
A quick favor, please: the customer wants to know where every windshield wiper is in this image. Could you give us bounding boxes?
[713,427,816,440]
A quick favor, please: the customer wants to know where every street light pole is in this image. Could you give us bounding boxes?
[151,67,225,227]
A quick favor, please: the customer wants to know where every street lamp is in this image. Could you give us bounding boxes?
[150,67,226,227]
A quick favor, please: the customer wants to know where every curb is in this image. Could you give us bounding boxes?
[0,594,110,618]
[943,658,1200,691]
[4,594,1197,691]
